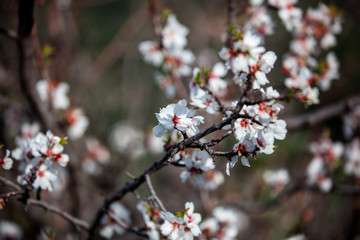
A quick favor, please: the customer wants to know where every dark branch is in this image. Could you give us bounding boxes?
[26,199,90,231]
[285,94,360,131]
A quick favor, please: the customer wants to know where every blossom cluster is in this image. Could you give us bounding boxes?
[306,136,343,192]
[139,14,195,98]
[189,65,228,114]
[137,201,202,240]
[36,80,89,139]
[11,123,69,192]
[179,149,224,191]
[281,3,342,104]
[199,206,249,240]
[99,202,131,239]
[246,0,342,105]
[227,87,287,175]
[153,99,204,138]
[219,31,277,90]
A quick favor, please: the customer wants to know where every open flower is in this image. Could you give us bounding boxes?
[0,150,13,170]
[153,99,204,137]
[180,150,215,183]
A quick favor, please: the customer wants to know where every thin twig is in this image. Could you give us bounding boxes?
[145,174,167,212]
[26,199,90,231]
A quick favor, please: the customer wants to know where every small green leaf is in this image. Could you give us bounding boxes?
[43,45,54,58]
[176,211,185,218]
[161,9,171,19]
[59,137,68,145]
[194,72,201,85]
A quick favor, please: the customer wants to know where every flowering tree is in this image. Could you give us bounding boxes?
[0,0,359,239]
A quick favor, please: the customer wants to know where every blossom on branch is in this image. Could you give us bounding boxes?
[100,202,131,239]
[153,99,204,138]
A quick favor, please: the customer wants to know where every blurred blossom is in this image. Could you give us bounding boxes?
[66,108,89,140]
[345,138,360,177]
[0,221,22,240]
[82,137,110,175]
[343,105,360,139]
[100,202,131,239]
[109,123,145,160]
[263,168,290,195]
[200,206,249,240]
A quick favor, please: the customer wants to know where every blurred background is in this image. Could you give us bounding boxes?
[0,0,360,239]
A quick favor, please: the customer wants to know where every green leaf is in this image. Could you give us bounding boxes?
[176,211,185,218]
[59,137,68,145]
[194,72,201,85]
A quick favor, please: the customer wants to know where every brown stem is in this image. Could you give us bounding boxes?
[285,94,360,131]
[26,199,90,231]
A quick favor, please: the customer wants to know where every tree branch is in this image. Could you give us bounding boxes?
[0,176,22,191]
[26,199,90,231]
[285,94,360,131]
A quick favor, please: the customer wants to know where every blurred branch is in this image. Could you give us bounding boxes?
[83,5,148,84]
[26,199,90,231]
[233,178,360,214]
[32,28,51,81]
[226,0,236,48]
[286,94,360,131]
[17,0,60,134]
[0,176,22,191]
[107,210,149,239]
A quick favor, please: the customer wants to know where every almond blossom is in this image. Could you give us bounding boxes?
[263,168,290,195]
[83,138,110,175]
[162,14,189,50]
[66,108,89,140]
[100,202,131,239]
[0,150,13,170]
[344,138,360,178]
[343,106,360,139]
[160,202,202,240]
[139,13,195,97]
[180,150,215,183]
[306,136,343,192]
[153,99,204,138]
[33,163,57,191]
[200,206,249,240]
[36,80,70,110]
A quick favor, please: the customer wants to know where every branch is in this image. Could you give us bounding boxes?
[88,114,238,238]
[145,174,167,212]
[233,178,360,214]
[26,199,90,231]
[285,94,360,131]
[83,5,148,84]
[0,176,22,191]
[107,211,149,239]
